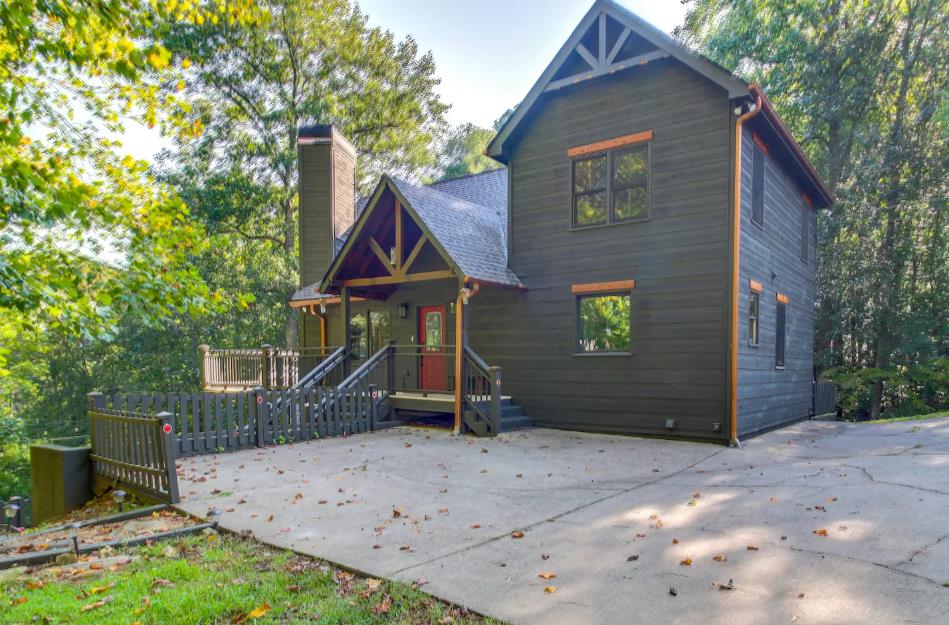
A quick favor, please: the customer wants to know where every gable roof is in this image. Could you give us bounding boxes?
[485,0,832,208]
[486,0,747,162]
[389,177,519,287]
[314,172,520,297]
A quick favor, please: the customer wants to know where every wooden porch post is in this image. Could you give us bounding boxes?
[341,286,352,377]
[453,280,465,435]
[198,344,210,391]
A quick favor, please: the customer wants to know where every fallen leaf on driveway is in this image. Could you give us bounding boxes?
[511,530,525,539]
[680,558,692,566]
[713,579,735,591]
[544,586,557,593]
[713,554,727,562]
[746,545,759,551]
[538,572,556,580]
[470,524,481,529]
[813,528,828,537]
[392,508,404,518]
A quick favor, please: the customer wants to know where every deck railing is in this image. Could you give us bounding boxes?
[462,346,501,436]
[200,345,342,391]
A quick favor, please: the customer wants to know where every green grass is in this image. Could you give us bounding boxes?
[863,410,949,424]
[0,533,505,625]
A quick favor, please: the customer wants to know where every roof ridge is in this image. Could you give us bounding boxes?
[429,167,506,186]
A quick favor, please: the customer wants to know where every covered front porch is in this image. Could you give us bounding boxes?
[205,175,529,436]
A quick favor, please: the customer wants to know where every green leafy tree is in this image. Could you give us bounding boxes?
[680,0,949,418]
[0,0,260,342]
[156,0,449,346]
[439,123,497,180]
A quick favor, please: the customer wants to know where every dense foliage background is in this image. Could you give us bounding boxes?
[1,0,945,500]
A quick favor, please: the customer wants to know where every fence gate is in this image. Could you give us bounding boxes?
[87,398,179,504]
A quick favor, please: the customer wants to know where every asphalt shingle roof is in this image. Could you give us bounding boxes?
[291,168,519,302]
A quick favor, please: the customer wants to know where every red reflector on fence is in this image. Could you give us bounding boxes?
[256,395,263,404]
[162,423,173,434]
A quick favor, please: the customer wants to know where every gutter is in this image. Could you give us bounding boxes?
[729,84,763,448]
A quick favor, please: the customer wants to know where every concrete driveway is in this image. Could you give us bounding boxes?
[176,418,949,625]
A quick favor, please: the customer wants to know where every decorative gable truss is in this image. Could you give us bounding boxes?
[545,12,668,93]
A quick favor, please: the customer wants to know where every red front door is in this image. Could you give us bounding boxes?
[418,305,448,391]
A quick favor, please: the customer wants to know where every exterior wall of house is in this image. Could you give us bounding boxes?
[470,59,734,440]
[736,125,816,436]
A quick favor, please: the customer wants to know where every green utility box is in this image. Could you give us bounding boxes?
[30,445,93,525]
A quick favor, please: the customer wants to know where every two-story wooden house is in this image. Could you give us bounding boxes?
[287,0,833,444]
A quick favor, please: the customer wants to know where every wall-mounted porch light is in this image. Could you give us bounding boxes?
[449,301,455,315]
[319,302,327,315]
[398,302,409,319]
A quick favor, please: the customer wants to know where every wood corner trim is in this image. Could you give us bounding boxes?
[749,279,763,293]
[571,280,636,295]
[567,130,653,158]
[751,132,769,155]
[776,292,789,304]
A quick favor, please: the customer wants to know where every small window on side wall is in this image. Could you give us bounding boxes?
[576,293,631,354]
[748,291,760,346]
[775,294,788,368]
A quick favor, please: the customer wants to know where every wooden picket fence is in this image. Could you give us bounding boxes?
[88,386,381,461]
[87,404,179,504]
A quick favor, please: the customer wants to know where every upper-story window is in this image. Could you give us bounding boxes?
[572,142,650,228]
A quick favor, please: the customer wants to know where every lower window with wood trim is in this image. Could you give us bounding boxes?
[576,293,631,354]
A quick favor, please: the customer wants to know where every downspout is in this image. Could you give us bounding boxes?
[729,84,763,448]
[453,278,479,435]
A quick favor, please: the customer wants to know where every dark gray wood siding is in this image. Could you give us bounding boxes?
[470,59,733,440]
[736,126,816,436]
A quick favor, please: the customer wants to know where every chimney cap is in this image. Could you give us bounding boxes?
[298,124,356,156]
[298,124,336,139]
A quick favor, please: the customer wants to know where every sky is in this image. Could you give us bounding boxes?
[121,0,688,161]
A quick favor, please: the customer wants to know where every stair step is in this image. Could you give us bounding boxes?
[499,415,533,432]
[500,405,524,418]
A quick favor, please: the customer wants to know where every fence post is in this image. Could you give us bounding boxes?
[254,388,266,447]
[261,344,273,390]
[156,411,180,504]
[198,344,210,391]
[368,384,378,431]
[489,366,502,436]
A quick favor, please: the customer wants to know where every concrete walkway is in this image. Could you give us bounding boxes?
[176,418,949,625]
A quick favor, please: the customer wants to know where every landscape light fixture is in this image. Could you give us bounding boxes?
[112,489,127,512]
[3,502,20,530]
[70,522,82,557]
[207,508,223,529]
